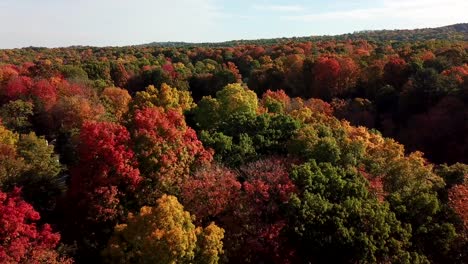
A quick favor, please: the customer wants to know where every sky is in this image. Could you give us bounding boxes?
[0,0,467,48]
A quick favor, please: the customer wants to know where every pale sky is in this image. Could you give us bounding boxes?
[0,0,466,48]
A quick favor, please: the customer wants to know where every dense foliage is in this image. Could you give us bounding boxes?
[0,25,467,263]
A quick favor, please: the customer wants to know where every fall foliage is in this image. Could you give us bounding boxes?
[103,195,224,264]
[0,26,467,263]
[0,188,71,264]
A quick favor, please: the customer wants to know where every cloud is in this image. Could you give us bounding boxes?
[253,4,305,12]
[0,0,225,48]
[281,0,468,28]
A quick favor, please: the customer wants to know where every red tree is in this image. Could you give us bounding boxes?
[359,168,386,202]
[3,76,32,101]
[442,64,468,84]
[19,62,35,76]
[383,57,409,88]
[240,157,296,217]
[0,188,70,263]
[31,79,58,111]
[63,121,141,259]
[448,181,468,230]
[111,63,130,88]
[311,56,341,99]
[181,164,241,222]
[131,107,213,200]
[227,157,297,263]
[226,62,242,82]
[69,121,141,222]
[336,57,360,95]
[262,89,291,113]
[162,62,178,80]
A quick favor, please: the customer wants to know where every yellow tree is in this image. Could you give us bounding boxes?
[101,87,132,121]
[0,125,25,186]
[216,83,258,119]
[103,195,224,264]
[131,83,195,113]
[0,124,18,145]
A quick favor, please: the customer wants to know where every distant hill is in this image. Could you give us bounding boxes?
[140,23,468,48]
[346,23,468,42]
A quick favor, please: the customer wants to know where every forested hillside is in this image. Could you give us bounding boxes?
[0,25,467,263]
[142,23,468,47]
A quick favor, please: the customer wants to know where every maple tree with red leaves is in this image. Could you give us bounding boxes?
[226,62,242,82]
[3,76,32,101]
[442,64,468,83]
[311,56,341,99]
[226,157,297,264]
[181,164,241,222]
[31,79,58,111]
[62,121,142,262]
[448,180,468,230]
[0,188,71,264]
[261,89,291,113]
[162,62,178,80]
[359,168,386,202]
[110,63,130,88]
[68,121,141,222]
[383,57,409,88]
[130,107,213,200]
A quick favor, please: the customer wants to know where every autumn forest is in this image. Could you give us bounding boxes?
[0,24,467,263]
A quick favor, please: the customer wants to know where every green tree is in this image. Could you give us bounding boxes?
[287,161,426,263]
[0,100,34,133]
[193,83,258,130]
[14,132,64,214]
[200,112,300,167]
[59,65,89,81]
